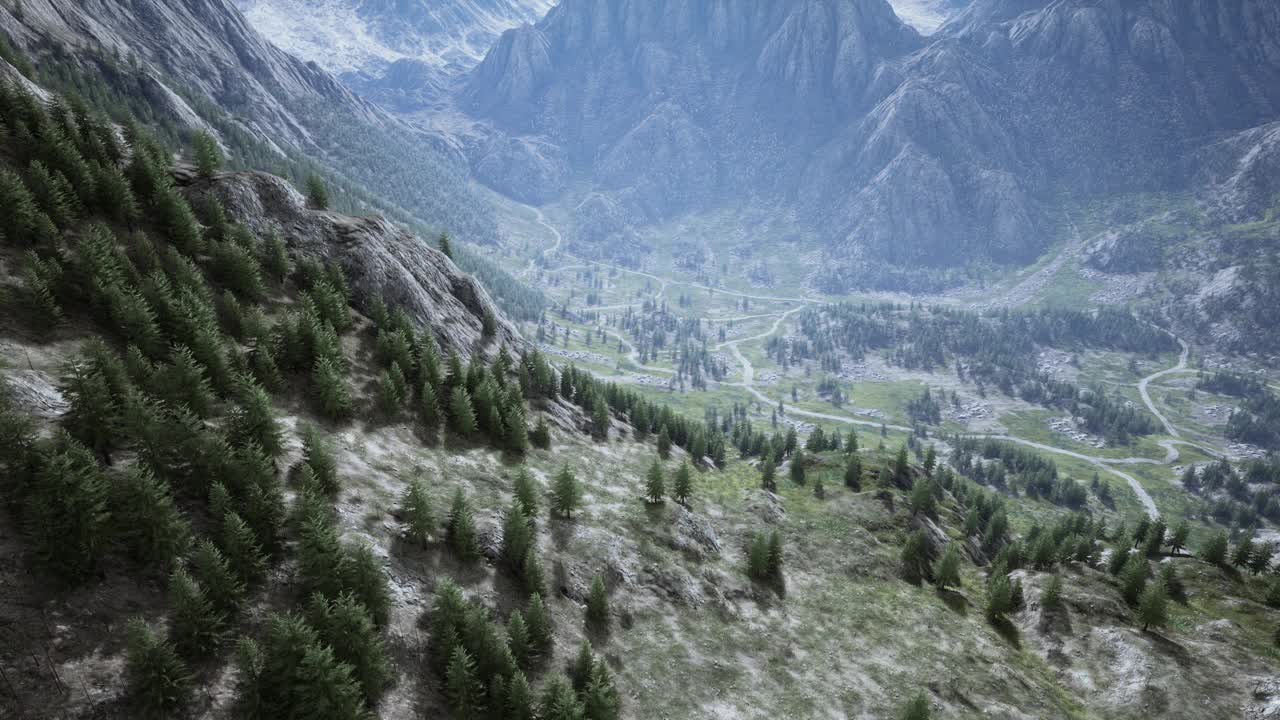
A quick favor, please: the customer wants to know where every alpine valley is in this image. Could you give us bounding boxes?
[1,1,1280,720]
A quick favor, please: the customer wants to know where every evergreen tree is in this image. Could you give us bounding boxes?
[190,540,245,618]
[934,543,961,590]
[446,646,484,720]
[1233,532,1257,570]
[1169,520,1190,555]
[844,454,862,490]
[985,573,1014,622]
[124,618,192,719]
[525,592,553,653]
[1120,554,1149,605]
[570,639,596,692]
[1041,573,1063,612]
[583,660,621,720]
[313,355,353,420]
[908,477,936,517]
[747,532,771,582]
[261,231,290,285]
[893,445,911,488]
[301,424,341,496]
[305,174,329,210]
[399,477,435,547]
[530,415,552,449]
[900,530,933,584]
[673,461,693,506]
[506,670,536,720]
[644,458,665,504]
[308,593,392,706]
[790,449,806,485]
[522,545,546,595]
[1200,530,1230,566]
[766,530,784,582]
[168,568,225,657]
[438,232,454,259]
[192,130,221,179]
[1137,580,1168,631]
[59,359,120,463]
[236,613,365,719]
[897,691,931,720]
[112,465,192,566]
[507,609,533,670]
[501,498,534,570]
[552,463,583,519]
[513,467,540,520]
[586,575,609,630]
[539,674,584,720]
[25,437,110,581]
[760,452,777,493]
[446,487,480,562]
[228,381,283,457]
[656,425,672,459]
[450,386,478,437]
[221,511,268,586]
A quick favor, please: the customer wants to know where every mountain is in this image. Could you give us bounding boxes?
[461,0,1280,290]
[236,0,554,108]
[0,0,500,245]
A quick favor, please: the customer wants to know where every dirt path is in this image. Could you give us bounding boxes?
[518,203,1192,518]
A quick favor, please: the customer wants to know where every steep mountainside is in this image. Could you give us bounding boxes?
[461,0,1280,289]
[236,0,553,108]
[0,0,500,244]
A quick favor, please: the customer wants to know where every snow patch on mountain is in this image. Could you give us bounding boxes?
[886,0,967,34]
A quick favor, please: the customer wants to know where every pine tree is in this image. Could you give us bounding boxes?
[1120,554,1149,605]
[450,386,478,437]
[438,232,454,259]
[446,646,484,720]
[570,639,596,691]
[228,381,283,457]
[530,415,551,449]
[539,674,584,720]
[900,530,933,584]
[399,477,435,547]
[790,448,806,485]
[301,424,340,496]
[313,355,353,420]
[124,618,192,719]
[1169,520,1190,555]
[934,543,961,590]
[586,575,609,630]
[501,498,534,570]
[1233,532,1257,570]
[985,573,1014,622]
[168,568,225,657]
[583,660,621,720]
[506,670,536,720]
[760,452,777,493]
[241,613,366,719]
[844,454,862,490]
[656,425,672,459]
[190,540,245,618]
[552,463,583,519]
[308,593,392,706]
[59,359,120,463]
[1200,530,1229,566]
[25,437,110,581]
[673,461,693,506]
[893,445,911,488]
[305,174,329,210]
[644,458,665,504]
[112,465,192,566]
[221,511,268,586]
[525,592,553,654]
[1041,573,1063,611]
[897,691,930,720]
[1137,580,1168,631]
[261,231,290,285]
[513,467,540,521]
[446,487,480,562]
[747,532,771,582]
[507,609,533,670]
[192,130,221,179]
[522,546,546,595]
[909,477,936,517]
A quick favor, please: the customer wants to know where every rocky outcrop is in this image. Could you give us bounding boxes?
[174,167,524,360]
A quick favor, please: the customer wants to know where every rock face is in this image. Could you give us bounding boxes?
[0,0,498,244]
[174,167,524,360]
[460,0,1280,286]
[236,0,553,105]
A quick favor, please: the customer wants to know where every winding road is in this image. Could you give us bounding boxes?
[518,203,1229,519]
